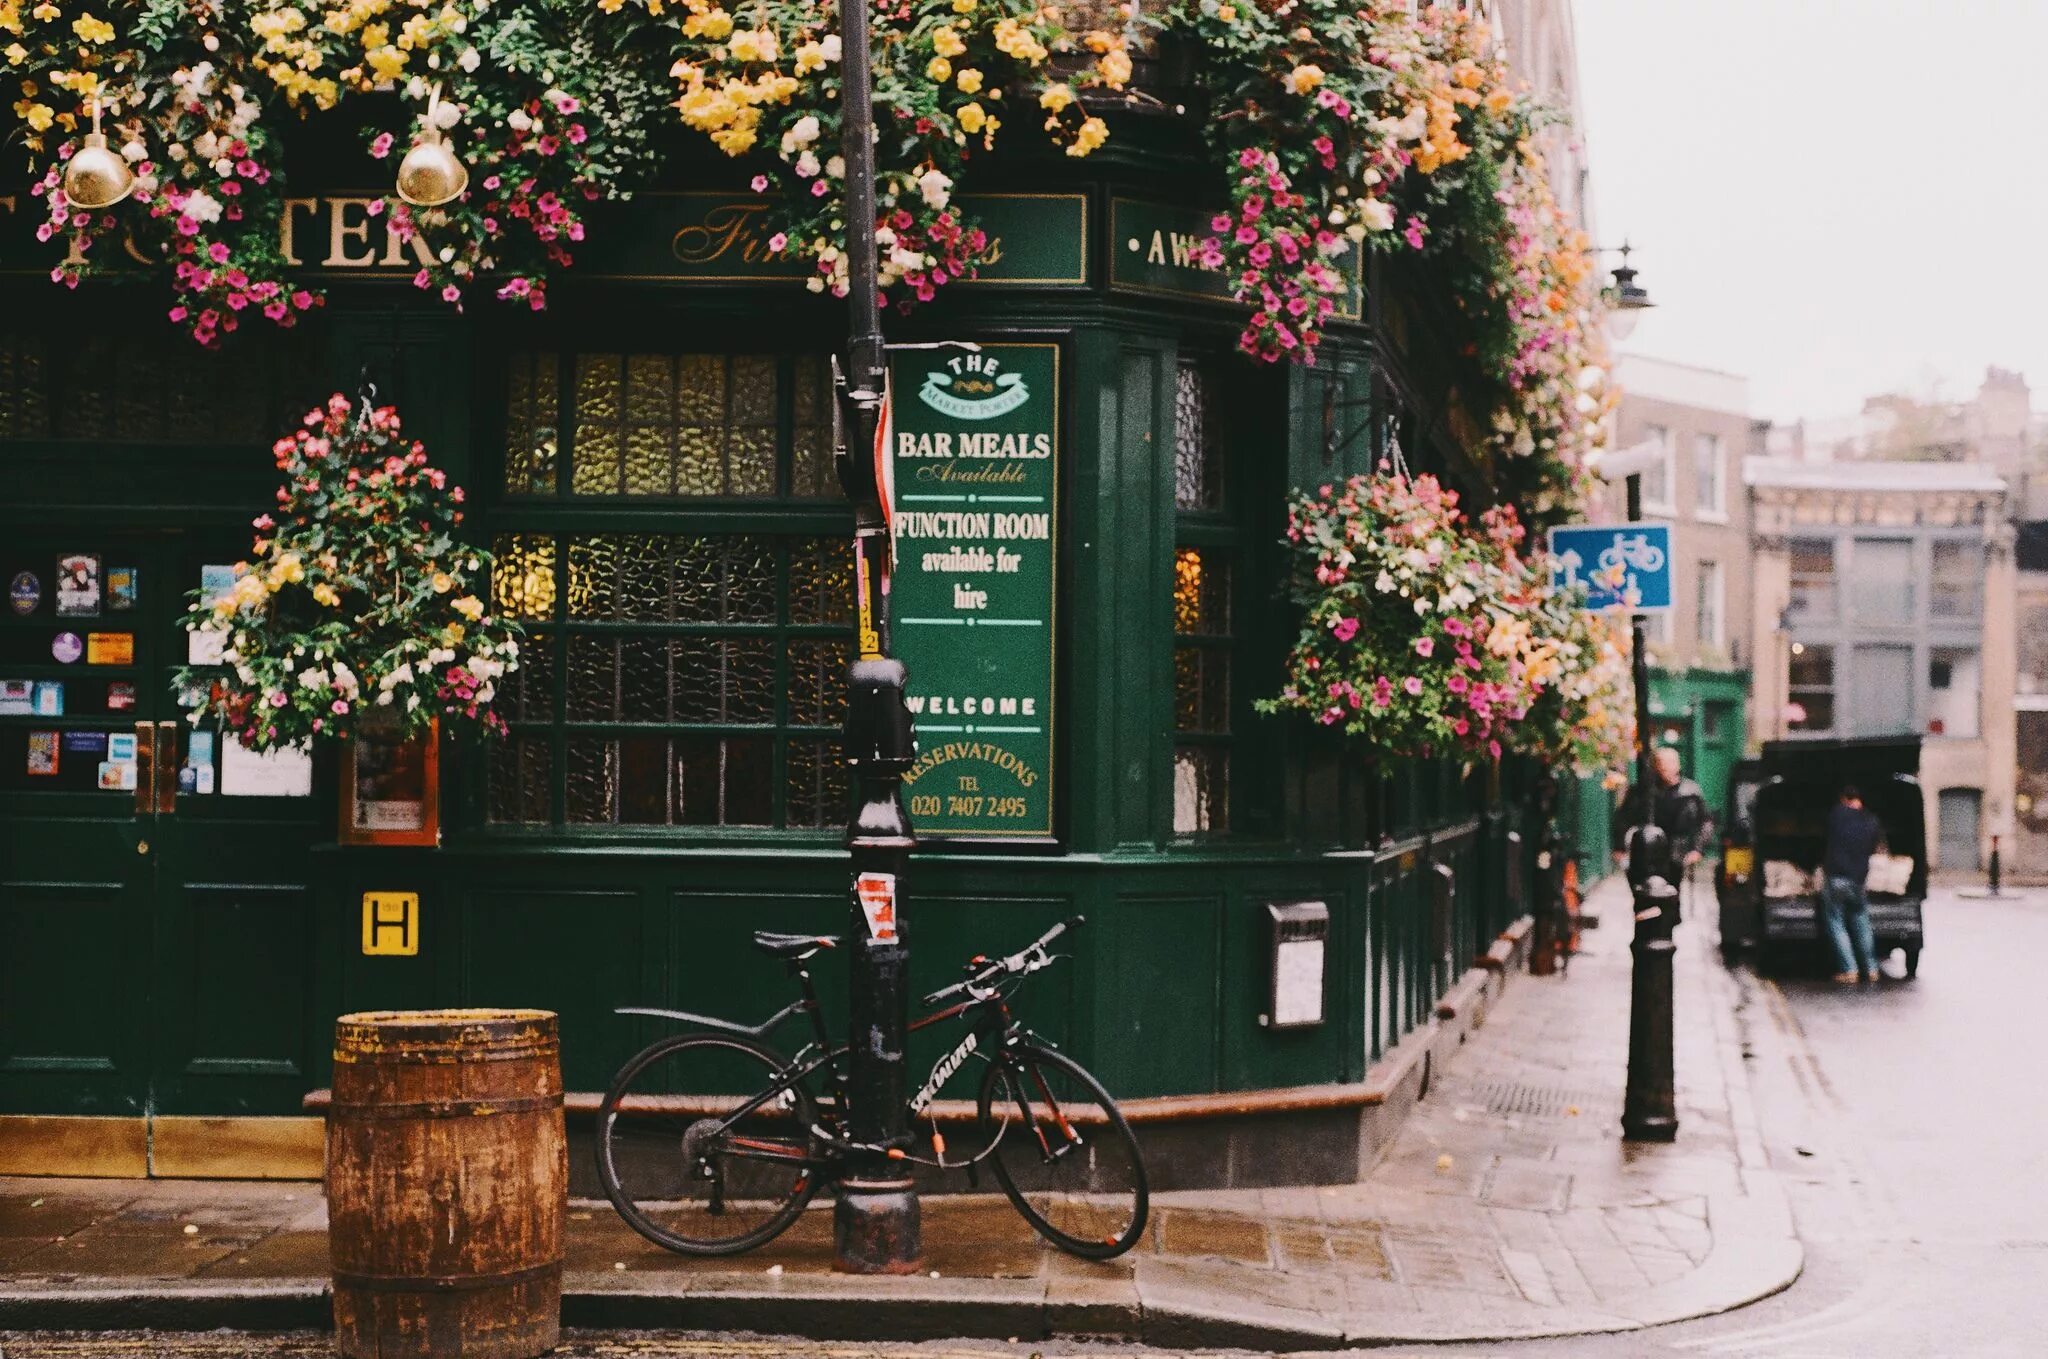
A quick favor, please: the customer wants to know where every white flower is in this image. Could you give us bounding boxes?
[781,114,821,154]
[475,683,495,704]
[120,140,146,162]
[194,131,219,159]
[888,246,927,273]
[298,668,328,690]
[213,157,235,178]
[407,695,421,712]
[1361,199,1396,232]
[1375,570,1398,593]
[375,690,394,706]
[794,149,820,178]
[819,34,842,62]
[917,167,953,208]
[426,647,456,666]
[380,662,414,691]
[182,190,223,224]
[825,154,845,179]
[431,99,462,130]
[507,109,533,133]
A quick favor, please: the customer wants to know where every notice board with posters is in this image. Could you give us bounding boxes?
[889,341,1058,841]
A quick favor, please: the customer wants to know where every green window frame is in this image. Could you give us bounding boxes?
[485,349,854,832]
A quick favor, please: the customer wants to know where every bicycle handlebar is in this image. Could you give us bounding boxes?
[920,915,1085,1008]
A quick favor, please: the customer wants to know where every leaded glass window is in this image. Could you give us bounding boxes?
[487,349,854,832]
[1173,355,1237,835]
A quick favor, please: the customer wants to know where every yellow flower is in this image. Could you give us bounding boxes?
[365,45,407,81]
[445,622,466,643]
[267,554,305,589]
[71,13,114,44]
[1065,115,1107,158]
[1284,63,1325,96]
[956,100,985,134]
[1038,83,1072,114]
[360,22,390,50]
[926,56,951,82]
[30,2,56,20]
[1485,87,1513,115]
[3,43,25,65]
[991,17,1047,63]
[452,595,485,622]
[312,582,341,607]
[793,40,827,74]
[1096,48,1131,88]
[1217,3,1236,18]
[932,26,965,58]
[728,27,777,62]
[682,8,732,39]
[19,99,51,131]
[431,571,454,594]
[598,0,625,11]
[955,67,982,94]
[952,0,975,10]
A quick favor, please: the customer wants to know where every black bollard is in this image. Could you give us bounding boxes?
[1528,774,1566,976]
[1622,823,1680,1142]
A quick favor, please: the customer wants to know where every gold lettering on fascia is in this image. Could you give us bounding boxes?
[311,195,433,269]
[672,199,1005,271]
[1142,228,1217,273]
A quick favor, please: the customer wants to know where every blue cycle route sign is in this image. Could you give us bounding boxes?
[1546,523,1674,613]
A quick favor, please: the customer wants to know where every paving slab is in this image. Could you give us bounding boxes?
[0,875,1801,1346]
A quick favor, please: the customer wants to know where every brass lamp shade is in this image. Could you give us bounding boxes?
[395,132,468,209]
[63,131,134,211]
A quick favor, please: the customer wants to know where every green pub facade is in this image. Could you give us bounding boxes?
[0,129,1572,1183]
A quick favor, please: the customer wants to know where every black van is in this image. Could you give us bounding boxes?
[1719,736,1927,977]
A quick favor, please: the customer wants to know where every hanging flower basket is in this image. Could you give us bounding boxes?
[1260,470,1631,772]
[176,394,520,753]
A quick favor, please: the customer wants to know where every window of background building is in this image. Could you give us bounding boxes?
[1929,540,1982,619]
[1639,424,1674,514]
[1926,646,1982,739]
[1788,538,1836,621]
[1694,433,1726,520]
[1788,643,1835,732]
[1849,538,1915,625]
[486,352,852,830]
[1172,358,1237,835]
[1696,559,1724,649]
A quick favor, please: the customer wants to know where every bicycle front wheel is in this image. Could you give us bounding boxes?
[597,1033,823,1256]
[977,1041,1149,1259]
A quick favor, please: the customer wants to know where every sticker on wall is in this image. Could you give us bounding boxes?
[63,730,108,756]
[55,555,100,617]
[97,759,137,791]
[50,632,83,664]
[107,731,138,764]
[106,567,138,611]
[26,730,58,776]
[31,682,63,716]
[85,633,134,666]
[0,680,30,715]
[188,730,217,795]
[8,571,40,616]
[220,739,314,798]
[106,681,136,712]
[855,872,899,943]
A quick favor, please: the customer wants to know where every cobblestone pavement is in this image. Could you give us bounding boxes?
[0,875,1797,1348]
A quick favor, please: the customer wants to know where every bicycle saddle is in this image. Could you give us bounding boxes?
[751,931,839,960]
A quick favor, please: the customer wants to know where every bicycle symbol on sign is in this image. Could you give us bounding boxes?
[1596,532,1666,575]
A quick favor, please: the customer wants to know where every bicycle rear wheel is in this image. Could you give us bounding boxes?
[977,1040,1149,1259]
[597,1033,823,1256]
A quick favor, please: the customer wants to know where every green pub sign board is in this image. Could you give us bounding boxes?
[891,342,1058,840]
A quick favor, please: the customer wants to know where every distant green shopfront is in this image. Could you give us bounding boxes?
[0,152,1604,1181]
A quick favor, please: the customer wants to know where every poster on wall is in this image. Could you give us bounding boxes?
[889,341,1059,841]
[55,554,100,617]
[220,738,314,798]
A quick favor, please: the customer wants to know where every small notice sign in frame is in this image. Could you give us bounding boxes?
[339,719,440,847]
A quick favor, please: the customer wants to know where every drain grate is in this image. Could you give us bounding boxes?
[1465,1079,1610,1119]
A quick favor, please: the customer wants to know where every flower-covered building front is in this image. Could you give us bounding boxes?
[0,0,1622,1181]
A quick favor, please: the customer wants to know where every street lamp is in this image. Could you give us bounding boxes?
[1600,242,1655,342]
[830,0,924,1275]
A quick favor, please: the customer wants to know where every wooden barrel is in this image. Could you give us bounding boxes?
[328,1009,566,1359]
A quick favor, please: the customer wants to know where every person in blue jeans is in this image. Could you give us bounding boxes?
[1820,784,1885,984]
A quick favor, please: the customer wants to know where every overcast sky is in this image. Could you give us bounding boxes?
[1572,0,2048,424]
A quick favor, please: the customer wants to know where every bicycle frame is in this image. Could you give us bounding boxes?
[612,966,1036,1173]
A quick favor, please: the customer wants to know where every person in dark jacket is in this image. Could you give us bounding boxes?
[1820,783,1885,984]
[1611,747,1714,872]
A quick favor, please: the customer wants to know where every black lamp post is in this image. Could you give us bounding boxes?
[1595,249,1679,1143]
[830,0,925,1275]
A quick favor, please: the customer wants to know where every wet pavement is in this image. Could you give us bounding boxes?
[0,873,1811,1350]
